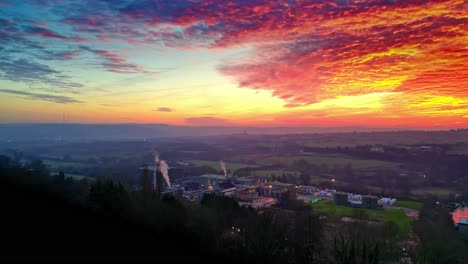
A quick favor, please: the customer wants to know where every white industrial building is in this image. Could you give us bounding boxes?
[379,197,397,205]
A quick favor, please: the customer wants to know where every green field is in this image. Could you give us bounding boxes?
[248,169,339,185]
[249,170,300,178]
[259,155,399,169]
[447,146,468,155]
[44,160,87,168]
[312,200,411,234]
[188,160,258,173]
[65,174,96,182]
[395,200,423,210]
[411,187,453,199]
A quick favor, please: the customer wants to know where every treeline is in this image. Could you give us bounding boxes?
[410,197,468,264]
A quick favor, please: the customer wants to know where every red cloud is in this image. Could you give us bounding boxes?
[11,0,467,124]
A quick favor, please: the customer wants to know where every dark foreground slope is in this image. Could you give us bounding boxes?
[0,177,207,262]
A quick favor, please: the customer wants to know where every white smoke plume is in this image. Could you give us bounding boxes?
[219,160,227,177]
[159,160,171,188]
[154,151,160,164]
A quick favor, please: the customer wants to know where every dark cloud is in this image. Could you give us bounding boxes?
[21,25,86,42]
[155,107,174,112]
[0,58,83,89]
[185,116,231,126]
[0,89,82,104]
[79,46,157,74]
[0,18,83,89]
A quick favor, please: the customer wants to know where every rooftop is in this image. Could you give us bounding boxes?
[335,192,348,195]
[217,181,236,190]
[271,181,294,188]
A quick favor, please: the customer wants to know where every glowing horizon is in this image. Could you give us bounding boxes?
[0,0,467,127]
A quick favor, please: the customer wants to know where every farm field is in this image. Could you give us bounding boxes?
[188,160,258,173]
[65,173,96,181]
[395,200,423,210]
[44,160,87,168]
[447,146,468,155]
[249,170,300,178]
[411,187,453,199]
[258,155,399,169]
[312,200,411,234]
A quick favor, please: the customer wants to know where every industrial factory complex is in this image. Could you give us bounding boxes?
[141,161,400,212]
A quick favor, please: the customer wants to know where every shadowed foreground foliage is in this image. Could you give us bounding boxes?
[1,155,466,263]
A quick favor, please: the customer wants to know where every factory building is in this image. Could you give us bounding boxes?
[334,192,348,206]
[233,188,259,202]
[215,181,237,196]
[181,180,201,191]
[161,185,185,196]
[297,185,318,195]
[256,181,296,201]
[362,195,379,209]
[459,218,468,235]
[379,197,397,206]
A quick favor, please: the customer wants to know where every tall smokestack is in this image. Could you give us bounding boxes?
[153,152,160,190]
[219,160,227,178]
[156,170,162,196]
[141,164,152,196]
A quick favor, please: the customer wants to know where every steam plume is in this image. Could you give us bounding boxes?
[159,160,171,188]
[219,160,227,177]
[154,151,160,164]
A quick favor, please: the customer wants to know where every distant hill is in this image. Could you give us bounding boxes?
[0,123,466,141]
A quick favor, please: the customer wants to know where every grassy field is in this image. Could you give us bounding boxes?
[65,174,96,182]
[258,155,399,169]
[44,160,87,168]
[395,200,423,210]
[447,146,468,155]
[411,187,453,199]
[312,200,411,234]
[249,170,300,178]
[188,160,258,173]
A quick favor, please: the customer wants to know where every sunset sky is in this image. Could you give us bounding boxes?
[0,0,467,127]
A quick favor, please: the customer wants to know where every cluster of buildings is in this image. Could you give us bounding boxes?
[141,167,402,213]
[169,174,342,209]
[174,174,288,206]
[333,192,397,210]
[169,175,304,208]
